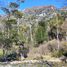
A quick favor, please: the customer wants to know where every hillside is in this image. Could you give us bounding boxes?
[0,5,67,62]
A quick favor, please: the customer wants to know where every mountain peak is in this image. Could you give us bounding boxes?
[23,5,56,14]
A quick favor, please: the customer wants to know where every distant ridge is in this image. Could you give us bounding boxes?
[61,6,67,11]
[23,5,67,14]
[23,5,56,13]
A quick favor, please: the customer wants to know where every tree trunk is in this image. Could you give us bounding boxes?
[3,48,5,57]
[56,14,60,50]
[57,27,60,50]
[17,18,20,34]
[29,24,33,44]
[7,28,9,38]
[66,32,67,41]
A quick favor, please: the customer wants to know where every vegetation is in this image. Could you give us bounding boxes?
[0,0,67,62]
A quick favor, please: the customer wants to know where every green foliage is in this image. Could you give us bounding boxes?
[33,55,43,60]
[9,2,19,9]
[52,49,64,57]
[1,7,10,15]
[39,21,46,27]
[35,26,45,44]
[18,31,26,43]
[35,26,48,46]
[2,38,12,50]
[0,1,67,61]
[35,21,48,46]
[12,10,23,18]
[49,14,64,28]
[0,32,4,44]
[0,49,3,57]
[6,19,17,24]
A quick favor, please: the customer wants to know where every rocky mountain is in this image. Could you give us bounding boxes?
[23,5,56,15]
[23,6,66,14]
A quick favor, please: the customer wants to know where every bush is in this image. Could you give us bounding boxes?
[0,49,3,57]
[63,51,67,57]
[28,40,67,58]
[35,21,48,47]
[6,52,18,61]
[52,49,64,57]
[33,55,43,60]
[0,52,19,62]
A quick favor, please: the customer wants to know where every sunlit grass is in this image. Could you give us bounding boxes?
[0,49,3,56]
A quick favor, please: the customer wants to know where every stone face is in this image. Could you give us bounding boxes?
[23,6,56,15]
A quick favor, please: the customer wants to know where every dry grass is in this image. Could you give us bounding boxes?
[27,39,67,60]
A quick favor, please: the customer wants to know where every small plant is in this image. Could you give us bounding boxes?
[52,49,64,57]
[33,55,43,60]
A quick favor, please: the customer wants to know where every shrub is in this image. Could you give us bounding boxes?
[33,55,43,60]
[52,49,64,57]
[35,25,48,47]
[0,49,3,57]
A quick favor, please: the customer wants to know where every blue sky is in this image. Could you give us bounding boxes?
[21,0,63,9]
[0,0,65,14]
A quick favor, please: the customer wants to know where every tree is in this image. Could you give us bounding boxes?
[23,15,37,45]
[48,13,64,50]
[35,20,48,46]
[0,0,24,57]
[61,18,67,41]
